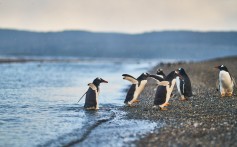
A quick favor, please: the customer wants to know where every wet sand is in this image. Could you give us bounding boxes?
[123,56,237,147]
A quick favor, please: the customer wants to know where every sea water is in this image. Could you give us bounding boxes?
[0,58,169,147]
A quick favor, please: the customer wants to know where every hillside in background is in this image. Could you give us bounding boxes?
[0,29,237,60]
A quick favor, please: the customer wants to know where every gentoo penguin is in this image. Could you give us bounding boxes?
[215,65,235,97]
[156,68,166,79]
[84,77,108,110]
[176,68,193,100]
[122,73,150,106]
[152,70,183,110]
[151,68,166,91]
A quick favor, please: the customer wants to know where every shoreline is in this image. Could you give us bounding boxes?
[122,56,237,146]
[0,57,81,63]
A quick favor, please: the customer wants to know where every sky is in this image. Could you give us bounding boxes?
[0,0,237,33]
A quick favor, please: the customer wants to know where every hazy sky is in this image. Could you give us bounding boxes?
[0,0,237,33]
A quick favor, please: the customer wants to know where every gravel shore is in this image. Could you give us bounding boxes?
[123,56,237,147]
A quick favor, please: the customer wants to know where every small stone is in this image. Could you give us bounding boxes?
[193,123,198,127]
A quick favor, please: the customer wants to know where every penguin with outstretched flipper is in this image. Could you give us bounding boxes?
[84,77,108,110]
[123,73,150,106]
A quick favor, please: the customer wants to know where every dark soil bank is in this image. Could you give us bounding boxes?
[123,56,237,147]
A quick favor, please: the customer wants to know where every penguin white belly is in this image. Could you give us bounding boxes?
[157,75,164,79]
[165,79,176,103]
[133,80,147,101]
[176,77,181,94]
[219,71,233,91]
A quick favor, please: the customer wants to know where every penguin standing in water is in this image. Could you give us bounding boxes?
[151,70,183,110]
[176,68,193,101]
[123,73,150,106]
[215,65,236,97]
[84,77,108,110]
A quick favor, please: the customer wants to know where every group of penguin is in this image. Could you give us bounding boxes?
[82,65,236,110]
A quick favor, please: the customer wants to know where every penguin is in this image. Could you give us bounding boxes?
[152,70,183,110]
[215,65,236,97]
[151,68,166,91]
[156,68,166,79]
[84,77,108,110]
[176,68,193,100]
[122,73,150,106]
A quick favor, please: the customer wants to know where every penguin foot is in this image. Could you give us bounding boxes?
[129,105,136,107]
[164,103,170,106]
[85,107,96,110]
[160,107,168,111]
[180,97,187,101]
[133,99,140,103]
[227,92,233,97]
[221,93,226,97]
[127,102,135,107]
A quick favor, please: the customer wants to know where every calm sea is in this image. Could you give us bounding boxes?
[0,58,172,147]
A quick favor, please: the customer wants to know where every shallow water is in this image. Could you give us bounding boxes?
[0,59,168,147]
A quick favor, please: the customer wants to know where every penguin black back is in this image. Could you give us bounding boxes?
[124,84,136,103]
[154,86,167,105]
[165,71,177,84]
[178,68,192,97]
[84,77,108,110]
[137,72,150,86]
[153,70,183,109]
[122,73,150,106]
[84,87,97,108]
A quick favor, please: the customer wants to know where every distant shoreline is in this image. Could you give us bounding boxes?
[0,55,237,64]
[0,57,82,64]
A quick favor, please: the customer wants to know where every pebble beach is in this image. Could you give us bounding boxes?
[123,56,237,147]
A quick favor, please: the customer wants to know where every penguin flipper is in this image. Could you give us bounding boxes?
[216,80,219,91]
[180,80,185,95]
[154,86,167,105]
[231,76,237,88]
[124,84,136,103]
[149,75,164,82]
[157,81,169,86]
[84,88,97,109]
[122,74,138,84]
[88,83,97,90]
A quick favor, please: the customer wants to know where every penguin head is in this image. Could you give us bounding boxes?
[175,70,183,80]
[156,68,164,75]
[137,72,150,80]
[178,68,187,75]
[165,70,183,81]
[93,77,108,86]
[214,65,229,72]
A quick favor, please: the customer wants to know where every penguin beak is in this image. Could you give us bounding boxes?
[175,70,183,80]
[214,66,219,69]
[101,79,108,83]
